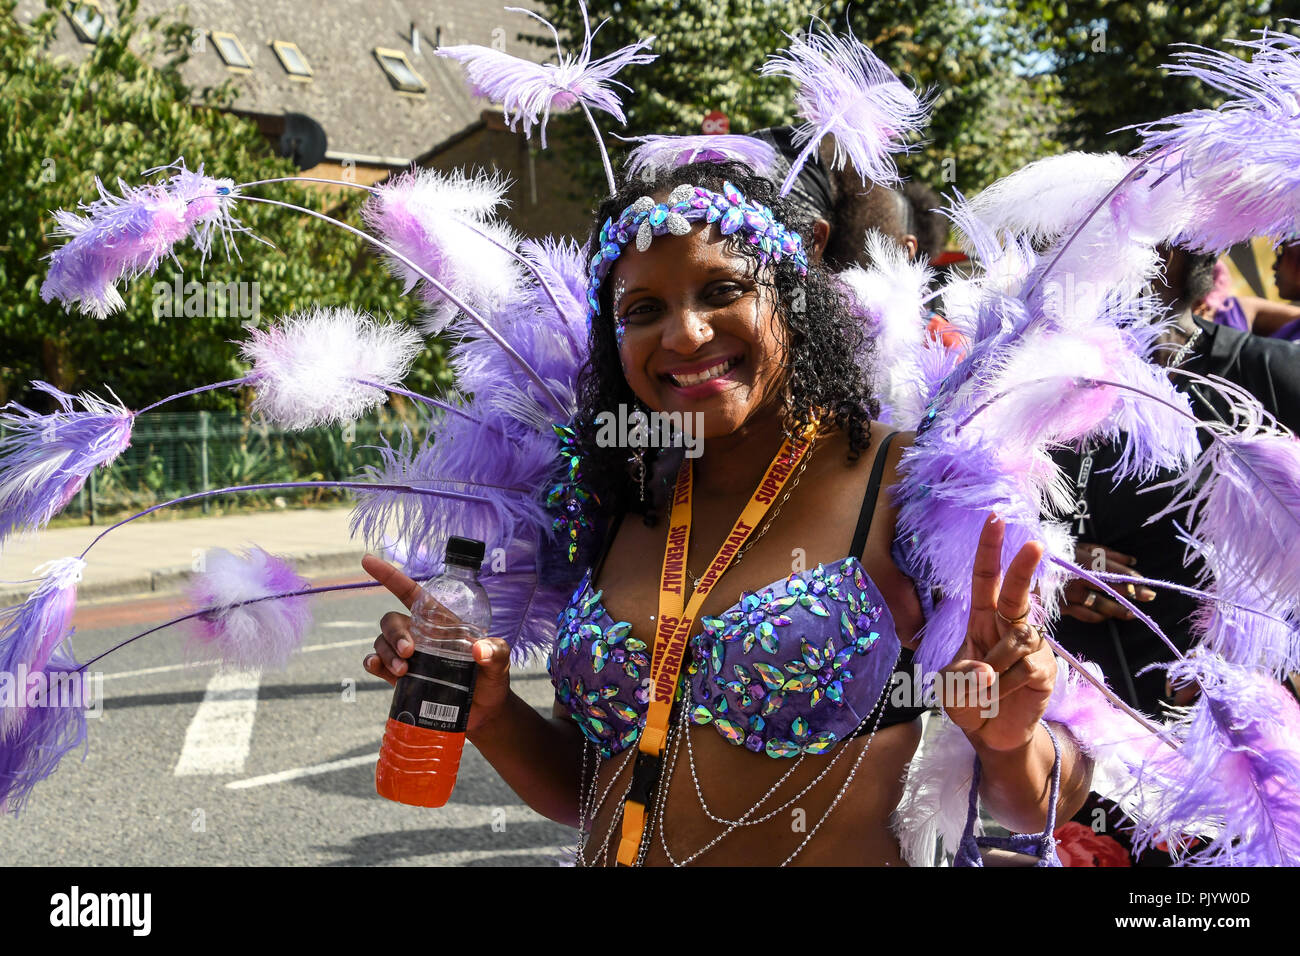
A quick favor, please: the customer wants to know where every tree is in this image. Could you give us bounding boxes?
[522,0,1062,202]
[1016,0,1280,154]
[0,0,452,412]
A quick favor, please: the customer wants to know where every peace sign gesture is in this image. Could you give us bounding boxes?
[940,514,1058,752]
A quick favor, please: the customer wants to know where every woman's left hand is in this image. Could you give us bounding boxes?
[940,514,1057,752]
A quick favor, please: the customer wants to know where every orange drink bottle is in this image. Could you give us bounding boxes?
[376,536,490,807]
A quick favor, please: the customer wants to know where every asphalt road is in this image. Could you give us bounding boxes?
[0,582,577,866]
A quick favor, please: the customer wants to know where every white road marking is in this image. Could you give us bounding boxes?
[173,669,260,776]
[227,753,377,789]
[402,845,573,866]
[302,638,374,654]
[104,638,373,681]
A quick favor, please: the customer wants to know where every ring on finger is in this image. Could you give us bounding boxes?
[995,607,1030,628]
[1082,591,1098,609]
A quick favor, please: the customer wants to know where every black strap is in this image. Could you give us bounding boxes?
[849,431,901,559]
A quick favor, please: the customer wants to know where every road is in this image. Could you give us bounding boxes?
[0,580,577,866]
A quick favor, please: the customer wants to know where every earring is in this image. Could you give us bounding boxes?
[633,446,647,504]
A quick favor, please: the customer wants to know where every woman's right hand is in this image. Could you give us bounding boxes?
[360,554,514,735]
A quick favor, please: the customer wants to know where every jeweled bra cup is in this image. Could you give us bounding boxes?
[547,555,902,758]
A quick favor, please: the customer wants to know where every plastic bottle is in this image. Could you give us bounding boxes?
[375,536,491,807]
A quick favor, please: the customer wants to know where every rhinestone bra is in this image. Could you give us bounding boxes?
[547,555,903,759]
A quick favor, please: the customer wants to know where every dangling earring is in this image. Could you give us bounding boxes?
[628,401,649,504]
[633,446,647,504]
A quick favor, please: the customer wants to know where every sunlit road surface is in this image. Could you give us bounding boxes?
[0,581,576,866]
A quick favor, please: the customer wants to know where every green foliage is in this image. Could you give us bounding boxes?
[522,0,1063,202]
[0,0,453,412]
[1016,0,1280,153]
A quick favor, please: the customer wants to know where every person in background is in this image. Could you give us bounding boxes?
[824,167,920,266]
[1210,236,1300,341]
[902,180,948,264]
[749,126,924,268]
[750,127,963,356]
[1050,243,1300,865]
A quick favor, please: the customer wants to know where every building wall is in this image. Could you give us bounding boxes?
[422,114,598,244]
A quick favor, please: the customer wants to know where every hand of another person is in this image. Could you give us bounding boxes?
[941,514,1057,752]
[360,554,513,735]
[1059,542,1156,623]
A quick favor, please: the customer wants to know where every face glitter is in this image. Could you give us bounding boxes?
[614,278,629,350]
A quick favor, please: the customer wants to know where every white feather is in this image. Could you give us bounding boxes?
[966,152,1135,245]
[892,714,978,867]
[241,308,423,430]
[184,547,312,671]
[838,231,935,427]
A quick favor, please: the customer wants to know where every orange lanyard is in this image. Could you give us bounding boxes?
[615,424,818,866]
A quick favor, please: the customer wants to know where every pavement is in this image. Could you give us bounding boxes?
[0,507,367,606]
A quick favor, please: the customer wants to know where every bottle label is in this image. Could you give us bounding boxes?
[389,649,477,733]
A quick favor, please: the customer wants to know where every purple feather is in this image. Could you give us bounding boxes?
[622,134,779,179]
[893,426,1069,677]
[1042,656,1168,800]
[0,558,85,743]
[450,302,586,428]
[436,1,656,149]
[1149,401,1300,611]
[0,643,90,815]
[40,160,241,319]
[1134,26,1300,252]
[761,24,930,195]
[0,382,133,549]
[518,235,590,329]
[349,410,557,559]
[360,166,524,324]
[184,547,313,671]
[481,536,582,664]
[1125,655,1300,865]
[1192,593,1300,679]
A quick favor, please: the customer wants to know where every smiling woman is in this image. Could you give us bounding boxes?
[364,160,1094,867]
[576,162,880,521]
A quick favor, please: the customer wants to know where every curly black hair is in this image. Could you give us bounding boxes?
[572,160,880,526]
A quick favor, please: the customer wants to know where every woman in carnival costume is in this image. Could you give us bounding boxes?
[5,4,1300,866]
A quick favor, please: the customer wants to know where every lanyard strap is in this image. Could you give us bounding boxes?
[615,425,818,866]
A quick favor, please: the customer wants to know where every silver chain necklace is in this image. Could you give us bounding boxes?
[574,740,636,867]
[650,648,902,866]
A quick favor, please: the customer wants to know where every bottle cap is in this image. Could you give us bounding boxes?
[444,536,486,569]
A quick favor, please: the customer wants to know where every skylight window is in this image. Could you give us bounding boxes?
[272,40,312,79]
[67,1,106,43]
[374,47,427,93]
[213,31,253,71]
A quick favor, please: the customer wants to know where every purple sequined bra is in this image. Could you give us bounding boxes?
[547,555,913,759]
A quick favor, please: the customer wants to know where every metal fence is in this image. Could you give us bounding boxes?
[58,408,425,523]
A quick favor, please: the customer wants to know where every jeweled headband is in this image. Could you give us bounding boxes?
[584,181,811,328]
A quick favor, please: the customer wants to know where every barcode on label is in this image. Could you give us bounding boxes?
[420,701,459,722]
